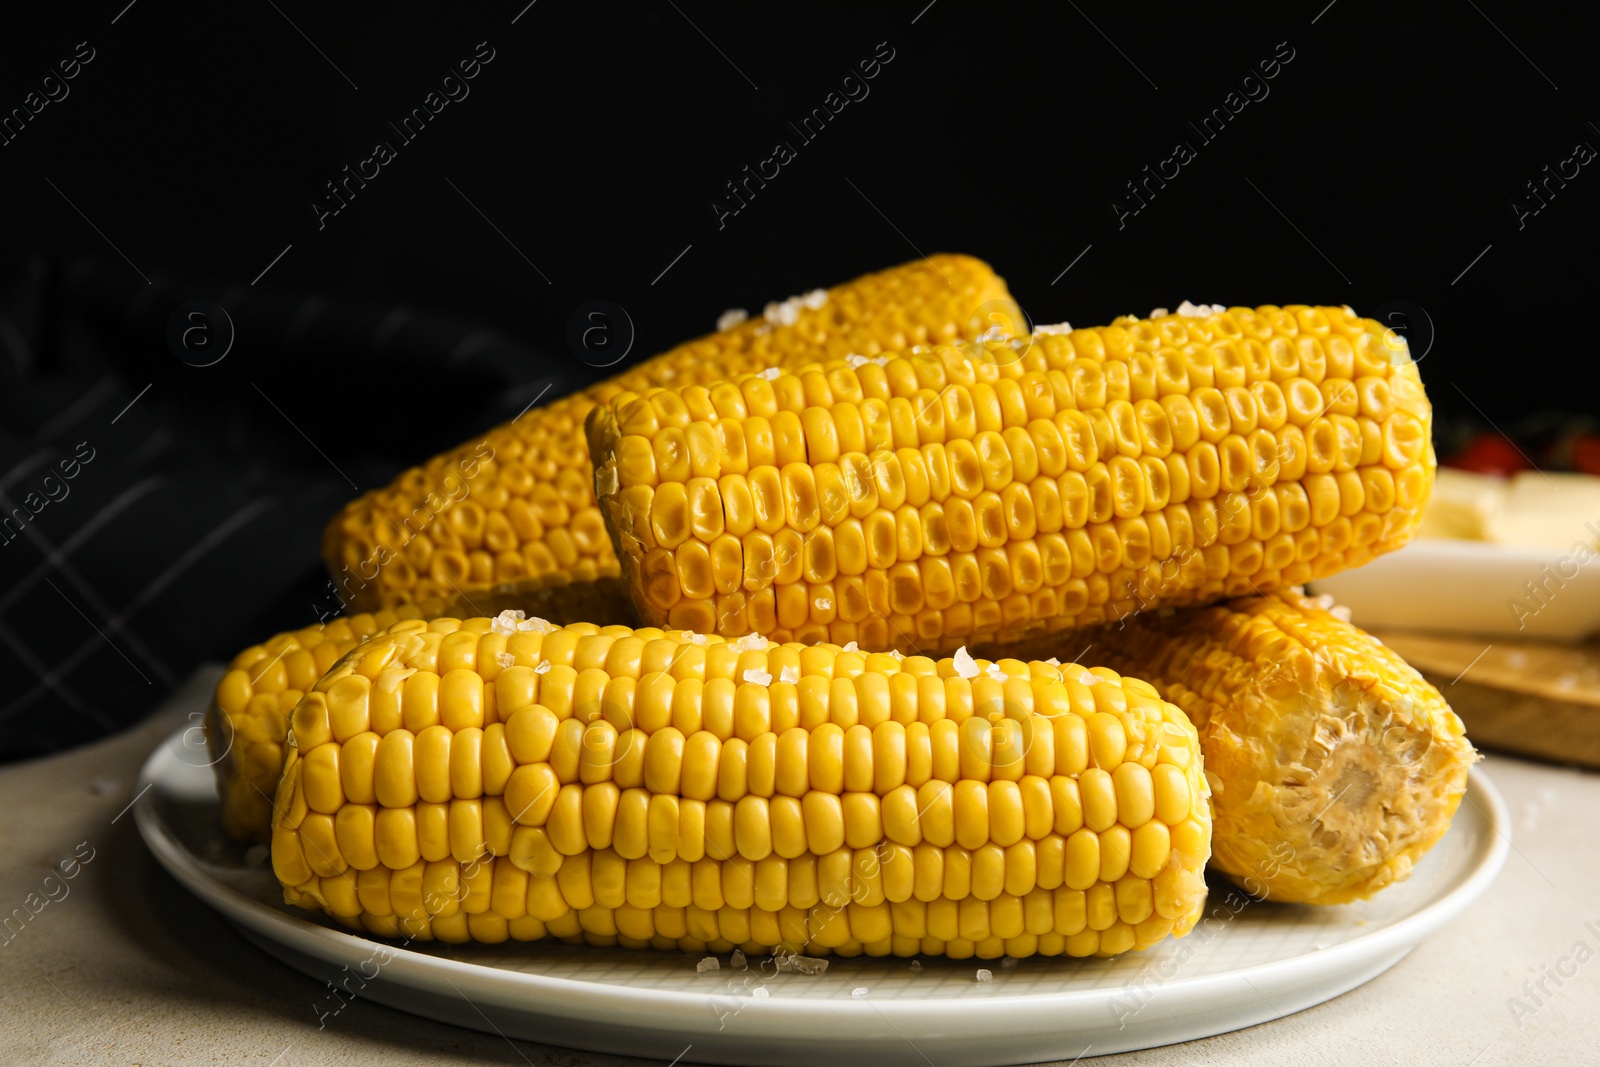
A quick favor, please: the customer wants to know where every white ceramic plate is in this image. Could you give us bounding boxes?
[137,719,1509,1067]
[1310,537,1600,641]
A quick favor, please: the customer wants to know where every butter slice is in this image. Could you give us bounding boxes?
[1489,472,1600,551]
[1416,468,1506,541]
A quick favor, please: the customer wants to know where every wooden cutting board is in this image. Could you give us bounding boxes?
[1372,629,1600,769]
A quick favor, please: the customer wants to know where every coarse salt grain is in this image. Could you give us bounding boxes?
[1045,657,1061,666]
[743,668,774,685]
[730,633,768,653]
[985,663,1007,681]
[717,308,749,331]
[752,986,769,998]
[909,959,922,972]
[492,609,526,634]
[841,641,859,653]
[517,616,556,633]
[763,300,800,327]
[975,969,993,982]
[851,987,868,998]
[953,647,980,679]
[779,665,800,684]
[1148,307,1169,319]
[1033,321,1073,335]
[533,660,552,675]
[801,289,828,309]
[977,325,1009,343]
[496,652,515,668]
[731,949,747,969]
[697,957,720,973]
[1330,605,1353,622]
[759,367,782,380]
[846,353,869,368]
[683,631,709,645]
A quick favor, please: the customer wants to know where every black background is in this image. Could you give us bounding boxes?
[2,1,1596,757]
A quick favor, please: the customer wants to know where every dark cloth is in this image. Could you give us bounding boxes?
[0,256,576,760]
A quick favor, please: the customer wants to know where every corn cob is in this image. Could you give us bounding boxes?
[322,256,1019,616]
[269,614,1211,959]
[1071,589,1476,905]
[588,305,1434,655]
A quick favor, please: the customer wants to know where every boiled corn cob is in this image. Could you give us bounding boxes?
[588,305,1434,655]
[322,256,1019,616]
[270,614,1212,959]
[1069,589,1476,905]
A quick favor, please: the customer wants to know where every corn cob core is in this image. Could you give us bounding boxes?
[269,614,1211,959]
[321,256,1018,615]
[1075,590,1475,905]
[588,305,1434,656]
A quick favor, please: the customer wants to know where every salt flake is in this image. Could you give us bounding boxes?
[743,668,774,685]
[492,609,526,635]
[717,308,749,331]
[952,647,980,679]
[985,663,1007,681]
[779,665,800,684]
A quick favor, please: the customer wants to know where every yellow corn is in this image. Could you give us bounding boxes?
[1071,589,1476,904]
[269,614,1211,959]
[589,305,1434,655]
[322,256,1018,615]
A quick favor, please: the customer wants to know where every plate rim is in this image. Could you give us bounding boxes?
[135,725,1510,1018]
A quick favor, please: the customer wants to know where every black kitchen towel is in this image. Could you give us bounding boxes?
[0,255,574,761]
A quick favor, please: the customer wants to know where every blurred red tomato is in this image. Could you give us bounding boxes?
[1446,433,1530,476]
[1571,434,1600,476]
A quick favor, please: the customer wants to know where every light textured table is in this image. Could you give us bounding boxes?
[2,672,1596,1067]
